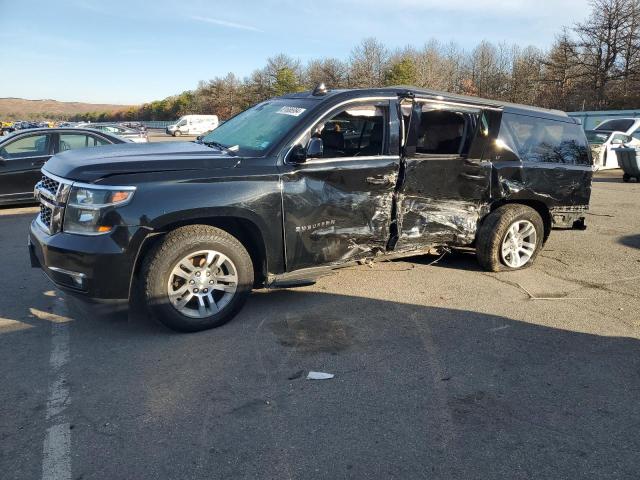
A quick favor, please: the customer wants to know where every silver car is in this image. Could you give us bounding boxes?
[78,123,148,143]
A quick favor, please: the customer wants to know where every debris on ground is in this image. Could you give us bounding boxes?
[307,371,334,380]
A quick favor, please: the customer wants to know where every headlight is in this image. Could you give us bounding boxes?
[63,184,135,235]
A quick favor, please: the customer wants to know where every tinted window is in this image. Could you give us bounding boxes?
[595,119,635,132]
[415,105,478,155]
[499,113,591,166]
[59,134,109,151]
[0,134,49,159]
[311,104,386,158]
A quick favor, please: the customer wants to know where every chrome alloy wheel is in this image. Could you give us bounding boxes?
[500,220,537,268]
[167,250,238,318]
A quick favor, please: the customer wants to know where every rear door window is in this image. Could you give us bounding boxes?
[498,113,591,165]
[414,104,479,156]
[59,134,109,151]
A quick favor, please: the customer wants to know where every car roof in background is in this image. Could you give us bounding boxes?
[0,127,128,141]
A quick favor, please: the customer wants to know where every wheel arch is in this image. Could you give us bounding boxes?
[133,212,270,292]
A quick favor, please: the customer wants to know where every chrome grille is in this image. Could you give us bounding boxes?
[40,175,60,197]
[35,171,72,235]
[39,203,53,228]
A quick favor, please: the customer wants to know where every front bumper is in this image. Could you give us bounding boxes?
[29,219,148,300]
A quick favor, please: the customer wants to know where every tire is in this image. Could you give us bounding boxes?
[142,225,254,332]
[476,204,544,272]
[174,130,181,137]
[623,173,631,183]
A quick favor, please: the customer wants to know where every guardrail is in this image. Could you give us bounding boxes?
[77,121,178,129]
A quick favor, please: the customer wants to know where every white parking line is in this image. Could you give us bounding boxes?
[38,299,72,480]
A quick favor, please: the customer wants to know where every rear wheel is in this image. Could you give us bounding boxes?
[476,204,544,272]
[142,225,253,332]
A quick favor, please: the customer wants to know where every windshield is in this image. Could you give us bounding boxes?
[585,131,611,144]
[202,99,316,156]
[595,119,635,132]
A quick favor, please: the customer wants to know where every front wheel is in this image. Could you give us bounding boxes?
[623,173,631,183]
[476,204,544,272]
[173,130,182,137]
[142,225,254,332]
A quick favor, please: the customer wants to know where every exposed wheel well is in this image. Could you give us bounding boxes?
[487,200,552,243]
[133,217,268,289]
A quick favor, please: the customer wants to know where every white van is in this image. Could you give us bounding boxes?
[166,115,219,136]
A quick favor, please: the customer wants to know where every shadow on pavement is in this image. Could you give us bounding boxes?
[618,233,640,250]
[425,248,485,272]
[2,286,639,479]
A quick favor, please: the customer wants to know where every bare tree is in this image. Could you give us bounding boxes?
[305,58,348,89]
[540,30,584,110]
[348,38,389,88]
[574,0,630,107]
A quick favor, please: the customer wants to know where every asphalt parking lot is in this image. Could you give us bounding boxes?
[1,169,639,479]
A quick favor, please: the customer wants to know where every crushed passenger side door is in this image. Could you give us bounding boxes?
[390,100,496,252]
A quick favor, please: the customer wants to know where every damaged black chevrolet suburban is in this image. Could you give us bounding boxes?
[29,86,592,331]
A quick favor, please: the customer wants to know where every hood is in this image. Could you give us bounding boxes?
[44,141,239,183]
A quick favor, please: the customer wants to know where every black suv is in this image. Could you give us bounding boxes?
[29,86,592,332]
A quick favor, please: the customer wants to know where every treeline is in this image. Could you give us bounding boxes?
[72,0,640,122]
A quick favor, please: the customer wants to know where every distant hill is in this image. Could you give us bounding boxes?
[0,97,134,120]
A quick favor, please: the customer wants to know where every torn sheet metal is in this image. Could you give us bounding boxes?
[281,158,400,271]
[396,196,487,246]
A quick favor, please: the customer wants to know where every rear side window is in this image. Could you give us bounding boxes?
[498,113,591,166]
[59,134,109,151]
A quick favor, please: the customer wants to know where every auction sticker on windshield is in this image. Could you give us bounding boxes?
[276,106,306,117]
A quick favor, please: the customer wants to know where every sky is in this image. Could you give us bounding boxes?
[0,0,591,105]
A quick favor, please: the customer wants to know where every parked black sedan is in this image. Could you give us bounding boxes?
[0,127,129,205]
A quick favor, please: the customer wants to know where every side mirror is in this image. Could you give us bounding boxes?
[611,137,625,145]
[306,137,323,158]
[0,156,6,167]
[289,144,307,164]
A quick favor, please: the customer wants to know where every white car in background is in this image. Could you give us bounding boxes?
[166,115,219,136]
[586,118,640,169]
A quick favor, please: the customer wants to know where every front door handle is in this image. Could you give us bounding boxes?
[31,159,46,167]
